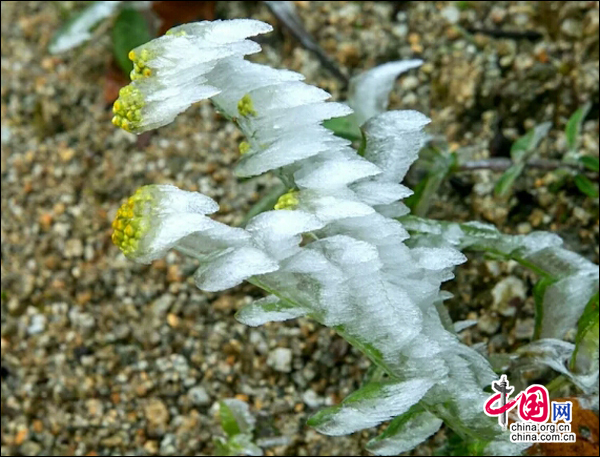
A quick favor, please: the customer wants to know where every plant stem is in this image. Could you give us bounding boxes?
[458,157,593,173]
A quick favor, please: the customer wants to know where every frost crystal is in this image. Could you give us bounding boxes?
[111,19,534,454]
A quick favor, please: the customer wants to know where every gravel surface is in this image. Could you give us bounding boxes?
[1,1,598,456]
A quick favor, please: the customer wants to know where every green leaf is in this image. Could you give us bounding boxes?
[579,155,599,173]
[219,401,242,437]
[360,365,386,388]
[112,8,152,75]
[49,1,123,54]
[405,147,456,217]
[532,277,558,340]
[565,103,591,152]
[510,122,552,163]
[240,184,286,227]
[574,174,599,198]
[494,162,525,198]
[323,114,362,141]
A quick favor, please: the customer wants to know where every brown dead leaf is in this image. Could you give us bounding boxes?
[152,1,216,35]
[527,398,599,456]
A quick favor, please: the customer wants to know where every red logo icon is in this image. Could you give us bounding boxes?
[484,375,550,427]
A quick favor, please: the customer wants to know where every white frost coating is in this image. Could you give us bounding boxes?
[348,60,423,125]
[540,272,599,340]
[236,295,307,326]
[311,379,434,436]
[193,246,279,292]
[49,1,122,54]
[404,216,598,347]
[411,247,467,270]
[300,193,375,223]
[513,339,599,393]
[350,181,413,206]
[170,19,273,44]
[152,184,219,215]
[366,410,443,456]
[235,129,346,177]
[362,110,431,183]
[294,158,382,189]
[249,82,331,112]
[113,20,531,454]
[454,320,478,333]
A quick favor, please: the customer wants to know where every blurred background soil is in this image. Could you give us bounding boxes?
[1,1,598,455]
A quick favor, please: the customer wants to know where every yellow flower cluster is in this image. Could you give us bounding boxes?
[237,94,257,117]
[238,141,251,155]
[111,85,145,132]
[111,188,153,256]
[274,191,299,210]
[129,49,153,81]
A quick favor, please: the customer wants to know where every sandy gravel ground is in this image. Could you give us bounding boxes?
[1,1,598,455]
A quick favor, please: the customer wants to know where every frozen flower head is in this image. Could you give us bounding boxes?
[111,185,279,290]
[111,19,273,133]
[112,184,221,263]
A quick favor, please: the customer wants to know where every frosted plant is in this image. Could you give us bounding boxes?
[109,19,598,455]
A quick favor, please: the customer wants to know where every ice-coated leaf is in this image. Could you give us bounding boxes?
[350,181,413,206]
[403,216,599,342]
[300,192,375,223]
[235,128,345,177]
[171,19,273,45]
[366,407,443,456]
[49,1,122,54]
[193,246,279,292]
[454,320,478,333]
[249,81,330,113]
[362,110,431,183]
[537,272,598,340]
[307,379,434,436]
[246,209,324,260]
[294,157,381,189]
[235,295,307,326]
[348,60,423,125]
[411,247,467,271]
